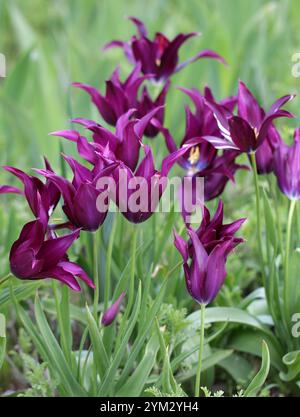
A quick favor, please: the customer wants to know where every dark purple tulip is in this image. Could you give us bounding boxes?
[104,16,225,82]
[35,157,118,232]
[190,200,245,253]
[112,139,203,223]
[174,202,245,305]
[274,128,300,200]
[203,81,294,153]
[255,124,282,174]
[0,159,60,226]
[101,292,126,326]
[158,86,236,174]
[10,219,94,291]
[52,108,162,172]
[72,64,169,137]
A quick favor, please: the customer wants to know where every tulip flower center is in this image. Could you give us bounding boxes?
[156,58,161,66]
[188,146,200,166]
[254,127,259,139]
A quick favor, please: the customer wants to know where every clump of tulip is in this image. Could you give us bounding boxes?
[1,16,299,397]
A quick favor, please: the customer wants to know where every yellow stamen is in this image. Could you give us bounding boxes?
[254,127,259,139]
[188,146,200,166]
[156,58,161,66]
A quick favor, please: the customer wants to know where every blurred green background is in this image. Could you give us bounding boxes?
[1,0,299,168]
[0,0,299,276]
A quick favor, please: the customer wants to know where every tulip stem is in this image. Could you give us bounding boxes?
[0,273,11,286]
[104,215,117,311]
[195,303,205,397]
[284,199,297,317]
[250,152,265,283]
[93,230,100,320]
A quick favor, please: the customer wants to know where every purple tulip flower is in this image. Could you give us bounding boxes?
[0,159,60,226]
[274,127,300,200]
[73,64,169,138]
[255,124,282,174]
[104,16,225,82]
[157,87,246,208]
[174,202,245,304]
[101,292,126,326]
[112,139,203,223]
[52,107,162,172]
[35,156,118,232]
[10,219,94,291]
[203,81,294,153]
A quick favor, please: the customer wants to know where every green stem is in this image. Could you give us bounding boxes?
[250,152,265,283]
[0,273,12,286]
[195,303,205,397]
[104,216,117,310]
[52,281,71,364]
[284,199,297,317]
[93,230,100,320]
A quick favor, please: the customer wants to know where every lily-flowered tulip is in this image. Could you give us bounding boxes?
[157,87,246,206]
[255,124,282,174]
[35,156,118,232]
[112,139,202,223]
[104,16,225,82]
[10,219,94,291]
[159,86,237,174]
[274,127,300,200]
[73,64,169,138]
[203,81,294,153]
[52,107,162,172]
[0,159,60,226]
[174,202,245,304]
[101,292,126,326]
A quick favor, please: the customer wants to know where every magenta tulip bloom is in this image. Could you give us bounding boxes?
[255,124,282,174]
[203,81,294,153]
[0,159,60,226]
[35,157,118,232]
[274,128,300,200]
[159,86,237,174]
[112,139,203,223]
[174,202,245,304]
[10,219,94,291]
[53,107,162,172]
[104,17,225,82]
[73,64,169,137]
[102,292,126,326]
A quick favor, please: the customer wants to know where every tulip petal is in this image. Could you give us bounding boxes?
[228,116,257,152]
[101,292,126,326]
[37,229,80,270]
[176,48,226,73]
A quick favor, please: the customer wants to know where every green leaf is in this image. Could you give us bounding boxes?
[229,329,284,371]
[219,354,253,384]
[116,333,159,397]
[98,281,142,396]
[187,307,282,353]
[116,278,169,389]
[0,281,41,311]
[262,189,277,248]
[176,349,233,382]
[85,303,109,379]
[244,340,270,397]
[34,295,87,397]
